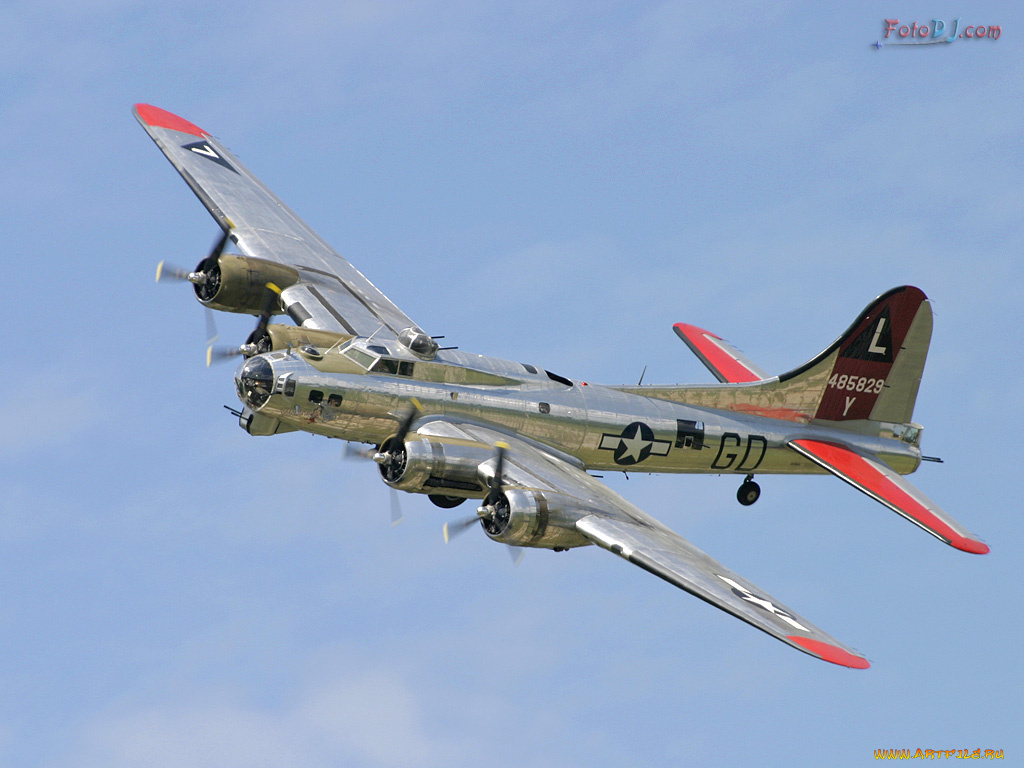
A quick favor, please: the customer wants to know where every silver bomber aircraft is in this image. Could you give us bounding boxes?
[136,104,989,670]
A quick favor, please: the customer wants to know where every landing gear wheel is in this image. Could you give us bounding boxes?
[428,494,466,509]
[737,479,760,506]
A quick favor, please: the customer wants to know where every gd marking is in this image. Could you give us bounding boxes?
[711,432,767,472]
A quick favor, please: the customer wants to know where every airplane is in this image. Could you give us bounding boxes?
[135,103,989,670]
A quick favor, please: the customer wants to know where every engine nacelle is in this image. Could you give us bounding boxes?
[377,435,593,550]
[242,323,354,357]
[379,437,491,498]
[191,253,299,315]
[482,488,591,550]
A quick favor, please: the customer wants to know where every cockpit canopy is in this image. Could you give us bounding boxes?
[342,343,415,377]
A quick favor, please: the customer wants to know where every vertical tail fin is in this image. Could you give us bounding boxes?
[631,287,934,428]
[781,286,932,424]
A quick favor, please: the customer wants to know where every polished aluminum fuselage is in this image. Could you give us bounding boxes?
[240,339,921,481]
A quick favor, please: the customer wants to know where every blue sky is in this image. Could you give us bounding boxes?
[2,1,1022,765]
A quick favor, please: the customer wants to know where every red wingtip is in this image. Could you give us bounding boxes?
[950,537,990,555]
[673,322,720,341]
[134,103,207,137]
[787,636,871,669]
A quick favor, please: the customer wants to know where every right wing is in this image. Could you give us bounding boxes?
[575,515,869,668]
[673,323,769,383]
[418,420,869,668]
[134,104,420,340]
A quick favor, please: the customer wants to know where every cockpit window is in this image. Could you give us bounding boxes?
[343,347,375,369]
[373,358,400,375]
[371,358,414,377]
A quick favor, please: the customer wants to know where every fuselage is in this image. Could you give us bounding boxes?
[236,335,922,482]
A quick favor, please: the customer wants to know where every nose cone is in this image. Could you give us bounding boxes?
[236,355,274,409]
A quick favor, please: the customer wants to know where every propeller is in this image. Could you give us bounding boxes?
[372,398,423,482]
[482,442,507,508]
[155,229,231,290]
[344,442,405,527]
[204,282,283,366]
[442,515,481,543]
[154,261,191,283]
[156,228,260,365]
[343,442,376,461]
[389,488,404,527]
[392,398,424,445]
[442,441,524,564]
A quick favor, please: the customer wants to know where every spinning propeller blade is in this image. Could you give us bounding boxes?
[395,398,423,444]
[390,488,404,527]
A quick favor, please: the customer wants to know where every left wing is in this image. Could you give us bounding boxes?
[134,104,420,340]
[419,420,869,668]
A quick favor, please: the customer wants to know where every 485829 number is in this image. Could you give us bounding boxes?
[828,374,884,393]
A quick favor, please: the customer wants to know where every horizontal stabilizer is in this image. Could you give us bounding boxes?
[673,323,768,383]
[788,439,988,554]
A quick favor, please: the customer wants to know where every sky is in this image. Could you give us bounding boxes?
[2,1,1022,765]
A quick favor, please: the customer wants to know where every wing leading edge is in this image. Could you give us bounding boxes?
[417,420,869,668]
[134,104,421,340]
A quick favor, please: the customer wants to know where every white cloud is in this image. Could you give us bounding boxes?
[65,666,479,768]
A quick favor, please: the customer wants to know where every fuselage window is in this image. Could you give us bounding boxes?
[545,370,573,387]
[538,402,550,414]
[309,390,324,404]
[284,379,296,397]
[327,393,343,407]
